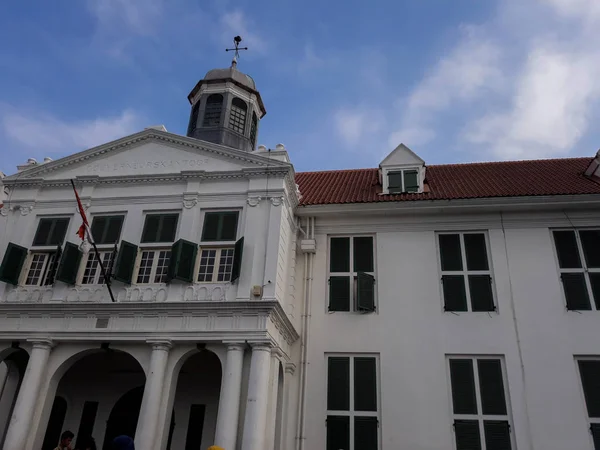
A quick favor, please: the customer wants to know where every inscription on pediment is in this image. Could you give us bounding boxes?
[85,158,210,174]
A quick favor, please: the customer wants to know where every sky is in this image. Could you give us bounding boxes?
[1,0,600,175]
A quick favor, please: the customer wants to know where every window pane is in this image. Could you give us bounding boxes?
[591,423,600,450]
[449,359,477,414]
[388,172,402,189]
[454,420,481,450]
[198,249,217,282]
[355,417,378,449]
[484,421,511,450]
[553,230,582,268]
[91,217,107,243]
[442,275,468,311]
[154,250,171,283]
[137,251,154,284]
[220,212,239,241]
[202,213,220,241]
[159,215,178,242]
[326,416,349,450]
[33,219,53,246]
[49,218,69,246]
[578,360,600,418]
[354,237,374,272]
[142,215,161,243]
[330,238,350,272]
[329,276,351,312]
[404,170,419,192]
[104,216,124,244]
[590,273,600,310]
[439,234,463,271]
[579,230,600,268]
[561,273,591,310]
[464,234,489,271]
[354,357,377,412]
[327,357,349,411]
[469,275,494,312]
[477,359,507,415]
[217,248,235,282]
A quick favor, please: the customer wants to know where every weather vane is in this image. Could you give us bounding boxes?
[226,36,248,65]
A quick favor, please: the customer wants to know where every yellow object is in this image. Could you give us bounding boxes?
[207,447,224,450]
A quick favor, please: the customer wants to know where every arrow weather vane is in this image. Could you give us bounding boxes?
[226,35,248,65]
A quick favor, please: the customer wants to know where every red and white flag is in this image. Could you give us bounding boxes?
[71,180,90,242]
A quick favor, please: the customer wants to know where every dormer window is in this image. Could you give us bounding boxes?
[388,169,419,193]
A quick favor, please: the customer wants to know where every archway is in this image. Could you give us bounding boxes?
[0,348,29,447]
[41,349,146,450]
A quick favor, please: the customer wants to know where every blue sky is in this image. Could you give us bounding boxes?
[1,0,600,174]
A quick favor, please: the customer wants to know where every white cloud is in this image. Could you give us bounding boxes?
[87,0,163,36]
[334,108,384,147]
[220,10,267,56]
[1,108,143,155]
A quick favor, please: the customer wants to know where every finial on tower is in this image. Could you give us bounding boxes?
[225,35,248,68]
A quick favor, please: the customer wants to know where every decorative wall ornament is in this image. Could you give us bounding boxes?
[19,205,34,216]
[182,193,199,209]
[0,207,8,217]
[247,196,262,207]
[270,196,285,207]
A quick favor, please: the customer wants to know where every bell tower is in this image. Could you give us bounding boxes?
[186,36,266,152]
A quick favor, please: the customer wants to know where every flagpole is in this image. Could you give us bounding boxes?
[71,179,116,303]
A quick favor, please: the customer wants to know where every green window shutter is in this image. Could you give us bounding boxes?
[49,218,70,246]
[202,212,239,241]
[388,172,402,192]
[91,217,107,243]
[202,213,220,241]
[159,214,179,242]
[561,273,591,310]
[477,359,507,415]
[404,170,419,192]
[330,237,350,272]
[167,239,197,283]
[91,215,124,244]
[326,416,349,450]
[578,360,600,418]
[55,242,82,285]
[353,236,374,272]
[0,243,28,285]
[483,421,511,450]
[329,276,350,311]
[553,230,582,268]
[439,234,463,271]
[357,272,376,312]
[469,275,495,311]
[231,237,244,282]
[591,423,600,450]
[354,357,377,411]
[442,275,468,311]
[327,357,350,410]
[454,420,482,450]
[113,241,138,284]
[33,219,52,246]
[449,359,478,414]
[354,417,378,449]
[464,233,489,270]
[142,215,161,243]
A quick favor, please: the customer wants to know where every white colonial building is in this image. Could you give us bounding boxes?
[1,58,600,450]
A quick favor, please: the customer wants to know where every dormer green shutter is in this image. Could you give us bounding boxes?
[113,241,138,284]
[167,239,197,283]
[56,242,82,285]
[0,243,28,285]
[357,272,375,312]
[231,237,244,282]
[404,170,419,192]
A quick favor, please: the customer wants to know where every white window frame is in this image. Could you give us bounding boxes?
[80,250,115,285]
[135,247,172,284]
[551,228,600,310]
[23,252,58,286]
[575,356,600,444]
[436,231,496,312]
[382,167,422,194]
[327,235,377,313]
[325,353,381,450]
[446,355,515,450]
[196,246,235,283]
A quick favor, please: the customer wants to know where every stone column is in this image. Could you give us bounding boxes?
[214,342,245,450]
[3,339,52,450]
[265,349,281,450]
[240,343,272,450]
[136,341,171,450]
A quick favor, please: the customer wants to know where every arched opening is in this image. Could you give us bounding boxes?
[228,97,247,134]
[202,94,223,127]
[187,101,201,135]
[274,362,285,448]
[41,349,145,450]
[41,396,68,450]
[0,348,29,447]
[250,111,258,148]
[170,350,222,450]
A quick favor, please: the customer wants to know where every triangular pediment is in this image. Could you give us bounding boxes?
[6,129,290,181]
[380,143,425,167]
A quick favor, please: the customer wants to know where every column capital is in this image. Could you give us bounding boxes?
[147,339,172,351]
[285,362,296,375]
[223,341,246,352]
[270,347,285,359]
[27,338,53,350]
[248,341,272,353]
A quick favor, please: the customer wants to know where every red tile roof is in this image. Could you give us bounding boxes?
[296,157,600,206]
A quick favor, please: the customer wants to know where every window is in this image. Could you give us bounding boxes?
[387,169,419,193]
[448,357,513,450]
[187,100,201,135]
[201,211,238,242]
[328,236,376,312]
[81,251,115,285]
[438,232,495,312]
[326,355,379,450]
[32,217,70,246]
[553,229,600,310]
[141,214,178,243]
[25,252,59,286]
[197,248,235,282]
[136,249,171,284]
[90,215,124,245]
[250,112,258,148]
[202,94,223,127]
[228,97,247,134]
[577,359,600,449]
